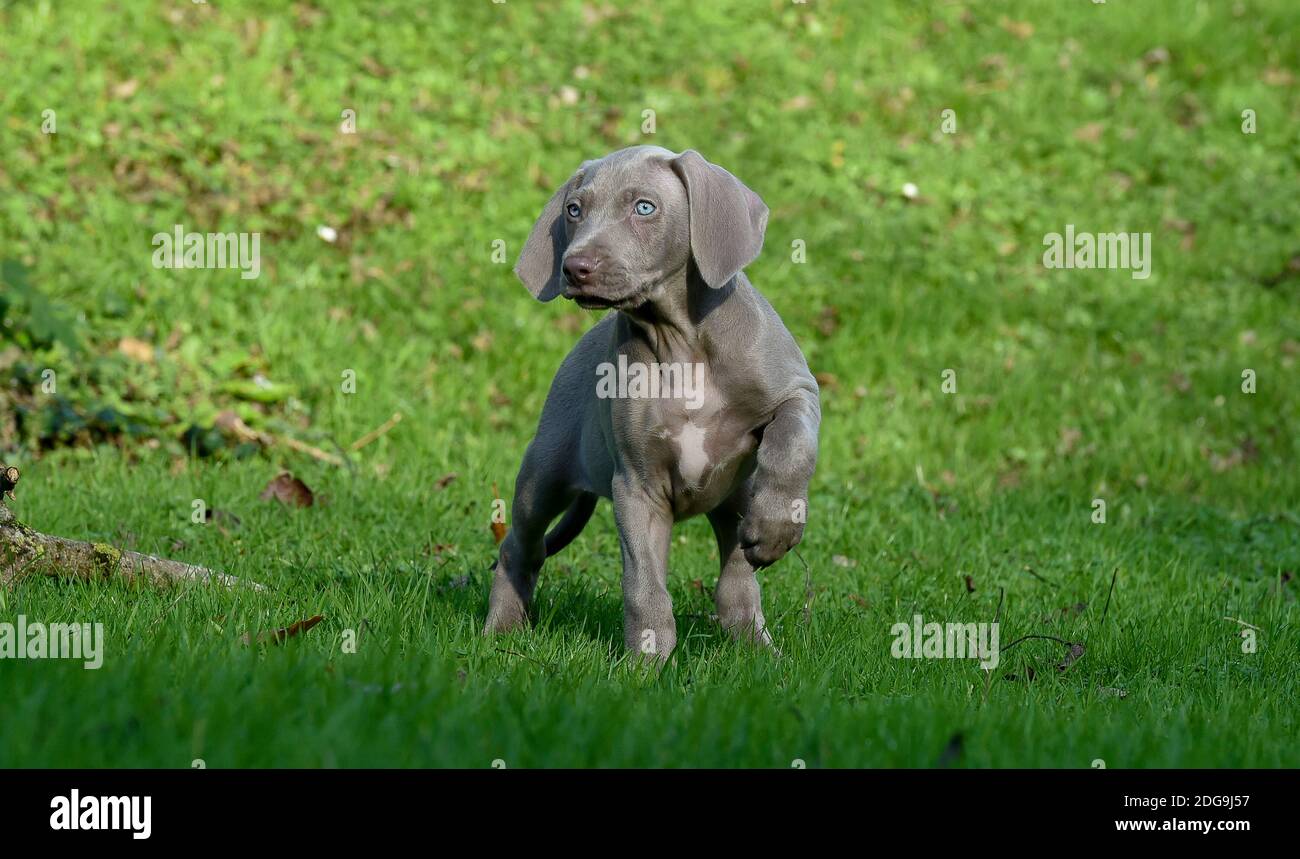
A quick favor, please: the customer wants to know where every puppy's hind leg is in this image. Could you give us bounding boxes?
[484,447,580,634]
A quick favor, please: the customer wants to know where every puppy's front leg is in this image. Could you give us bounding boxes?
[740,391,820,569]
[612,473,676,662]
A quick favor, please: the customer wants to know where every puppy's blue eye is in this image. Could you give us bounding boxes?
[566,202,581,219]
[634,200,656,216]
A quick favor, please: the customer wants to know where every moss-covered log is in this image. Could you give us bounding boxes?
[0,466,261,590]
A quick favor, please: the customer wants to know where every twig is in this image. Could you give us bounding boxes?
[1021,565,1058,588]
[215,412,344,467]
[278,436,345,466]
[349,412,403,452]
[1101,567,1119,623]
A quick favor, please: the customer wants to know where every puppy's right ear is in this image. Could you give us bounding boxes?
[514,170,582,302]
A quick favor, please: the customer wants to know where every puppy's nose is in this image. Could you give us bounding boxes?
[563,254,600,286]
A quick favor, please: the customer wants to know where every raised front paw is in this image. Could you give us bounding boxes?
[739,489,806,569]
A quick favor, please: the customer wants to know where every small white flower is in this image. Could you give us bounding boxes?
[901,182,919,199]
[317,225,338,243]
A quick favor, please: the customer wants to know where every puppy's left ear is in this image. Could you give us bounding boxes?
[514,169,583,302]
[670,149,769,288]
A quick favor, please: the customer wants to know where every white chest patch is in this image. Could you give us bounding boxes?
[675,422,711,489]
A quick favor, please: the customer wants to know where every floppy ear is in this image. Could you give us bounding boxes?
[514,170,582,301]
[670,149,769,288]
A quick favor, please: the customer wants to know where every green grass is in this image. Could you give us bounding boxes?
[1,0,1298,767]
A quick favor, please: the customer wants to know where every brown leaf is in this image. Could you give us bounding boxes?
[259,472,315,508]
[964,575,976,593]
[998,17,1034,39]
[1261,66,1294,86]
[814,306,840,337]
[1073,122,1104,143]
[1141,46,1171,67]
[1204,437,1259,473]
[424,542,456,558]
[1057,426,1083,456]
[849,594,870,609]
[242,615,325,646]
[118,337,155,363]
[491,483,507,544]
[111,78,140,99]
[434,472,458,490]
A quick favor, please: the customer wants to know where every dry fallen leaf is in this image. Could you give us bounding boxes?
[491,483,507,544]
[242,615,325,646]
[815,306,841,337]
[424,542,456,558]
[259,472,315,508]
[118,337,155,363]
[111,78,140,99]
[998,17,1034,39]
[814,371,839,390]
[1073,122,1105,143]
[434,473,458,490]
[1057,426,1083,456]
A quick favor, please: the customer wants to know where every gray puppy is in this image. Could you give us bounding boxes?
[485,145,820,660]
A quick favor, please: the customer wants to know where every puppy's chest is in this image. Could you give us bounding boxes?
[631,392,760,510]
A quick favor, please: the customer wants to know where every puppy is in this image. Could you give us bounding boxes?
[486,146,820,660]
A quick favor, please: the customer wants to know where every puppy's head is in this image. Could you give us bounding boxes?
[515,146,768,310]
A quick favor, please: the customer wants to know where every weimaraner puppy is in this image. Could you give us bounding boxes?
[485,145,820,660]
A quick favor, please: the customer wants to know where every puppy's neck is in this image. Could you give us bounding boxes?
[618,267,732,360]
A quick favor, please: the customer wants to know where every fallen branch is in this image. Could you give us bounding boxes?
[349,411,403,452]
[0,465,262,590]
[215,412,344,467]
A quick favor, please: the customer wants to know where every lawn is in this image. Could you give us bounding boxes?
[1,0,1297,767]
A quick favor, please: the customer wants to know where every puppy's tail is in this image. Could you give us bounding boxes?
[544,493,598,557]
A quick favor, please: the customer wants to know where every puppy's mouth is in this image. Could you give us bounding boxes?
[566,290,621,309]
[563,285,647,311]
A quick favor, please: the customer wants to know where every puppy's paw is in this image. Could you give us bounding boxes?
[739,490,806,569]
